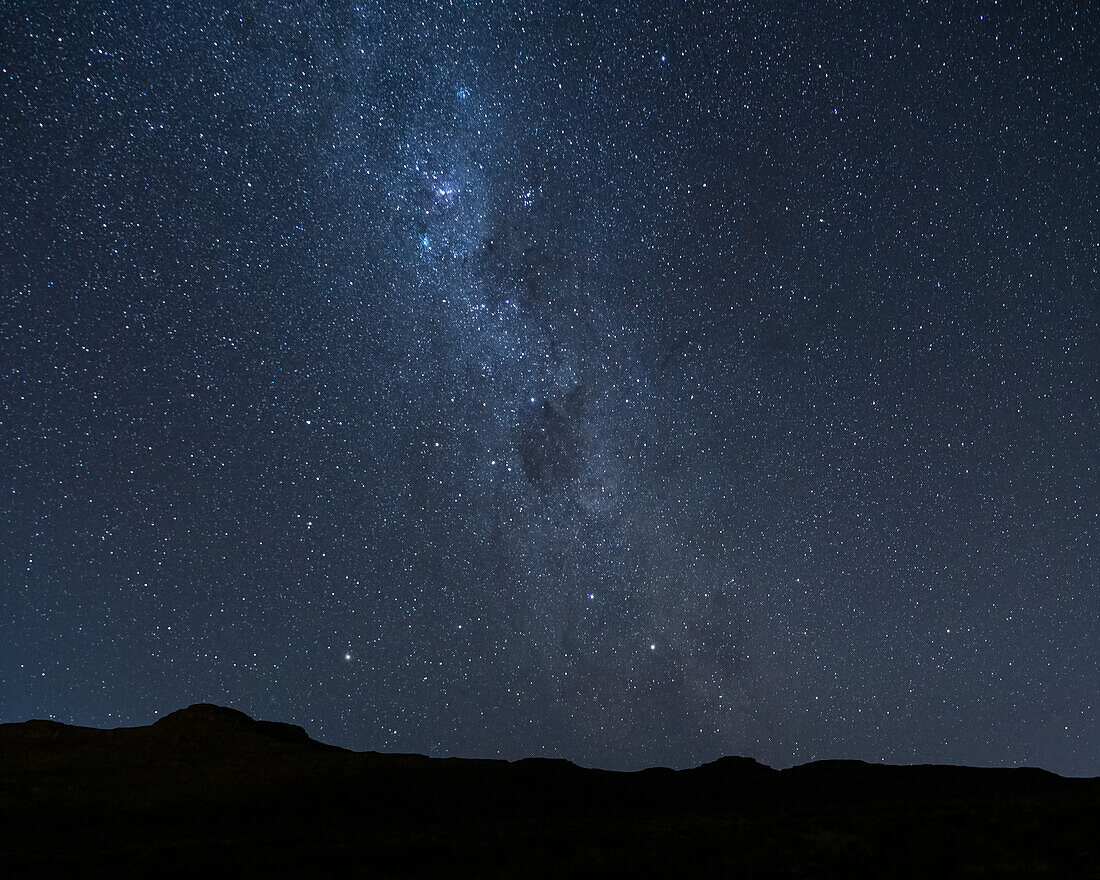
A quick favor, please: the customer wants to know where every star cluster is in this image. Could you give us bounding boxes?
[1,2,1096,774]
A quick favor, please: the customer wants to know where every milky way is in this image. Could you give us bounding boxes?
[2,2,1096,774]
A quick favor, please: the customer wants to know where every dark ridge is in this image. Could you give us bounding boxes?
[0,718,102,741]
[151,702,257,727]
[150,702,314,745]
[1,705,1096,878]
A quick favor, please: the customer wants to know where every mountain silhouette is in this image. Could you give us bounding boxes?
[1,704,1096,877]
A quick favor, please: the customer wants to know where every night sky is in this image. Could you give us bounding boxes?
[2,2,1097,776]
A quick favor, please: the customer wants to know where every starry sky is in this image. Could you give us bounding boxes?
[2,1,1097,776]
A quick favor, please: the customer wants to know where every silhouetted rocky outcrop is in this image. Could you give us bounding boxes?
[151,703,314,745]
[1,705,1095,878]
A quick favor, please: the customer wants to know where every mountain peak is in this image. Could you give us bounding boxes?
[153,703,255,728]
[151,703,312,745]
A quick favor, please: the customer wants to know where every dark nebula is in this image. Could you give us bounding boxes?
[519,387,587,489]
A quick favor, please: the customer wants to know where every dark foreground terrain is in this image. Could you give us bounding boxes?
[1,704,1096,878]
